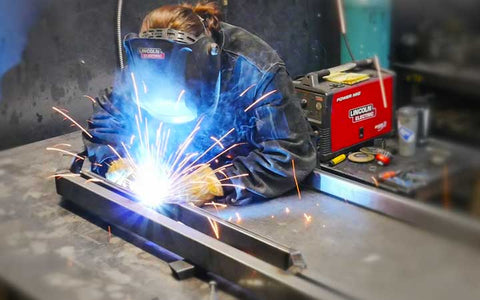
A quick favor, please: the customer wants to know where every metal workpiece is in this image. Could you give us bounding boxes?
[308,168,480,247]
[166,202,306,272]
[55,174,346,300]
[79,168,306,273]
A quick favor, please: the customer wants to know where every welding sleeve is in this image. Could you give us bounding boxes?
[222,65,316,205]
[83,88,134,175]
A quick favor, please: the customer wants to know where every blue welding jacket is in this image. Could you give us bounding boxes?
[84,23,316,205]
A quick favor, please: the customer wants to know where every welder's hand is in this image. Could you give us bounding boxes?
[186,167,224,206]
[105,159,134,188]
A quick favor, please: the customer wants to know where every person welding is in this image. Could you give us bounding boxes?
[84,1,316,206]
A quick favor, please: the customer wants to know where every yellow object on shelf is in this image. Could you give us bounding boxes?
[324,72,370,85]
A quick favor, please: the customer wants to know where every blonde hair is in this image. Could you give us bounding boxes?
[140,1,222,37]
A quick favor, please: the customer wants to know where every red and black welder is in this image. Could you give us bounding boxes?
[294,58,395,162]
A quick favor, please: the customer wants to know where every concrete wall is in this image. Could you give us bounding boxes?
[0,0,339,150]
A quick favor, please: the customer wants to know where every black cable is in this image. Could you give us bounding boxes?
[342,33,355,61]
[116,0,125,69]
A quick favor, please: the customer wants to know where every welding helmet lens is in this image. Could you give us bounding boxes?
[123,29,221,124]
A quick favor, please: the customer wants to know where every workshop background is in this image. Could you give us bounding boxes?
[1,0,479,151]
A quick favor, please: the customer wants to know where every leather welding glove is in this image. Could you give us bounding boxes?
[184,166,224,206]
[105,159,134,188]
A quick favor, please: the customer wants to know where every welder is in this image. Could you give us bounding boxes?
[84,1,316,205]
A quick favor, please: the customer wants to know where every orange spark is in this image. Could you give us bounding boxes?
[85,178,103,184]
[292,159,302,199]
[207,217,220,239]
[108,225,112,240]
[46,173,81,179]
[52,106,92,138]
[244,90,278,112]
[83,95,96,104]
[303,213,312,223]
[235,212,242,223]
[239,84,256,97]
[46,147,85,160]
[52,143,72,148]
[204,202,228,209]
[219,173,249,182]
[210,136,225,149]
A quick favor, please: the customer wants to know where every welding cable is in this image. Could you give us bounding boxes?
[116,0,125,69]
[336,0,355,61]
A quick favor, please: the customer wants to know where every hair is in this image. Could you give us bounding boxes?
[140,1,222,37]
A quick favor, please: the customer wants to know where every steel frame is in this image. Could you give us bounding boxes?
[55,170,349,300]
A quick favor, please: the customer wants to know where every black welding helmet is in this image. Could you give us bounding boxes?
[123,28,222,124]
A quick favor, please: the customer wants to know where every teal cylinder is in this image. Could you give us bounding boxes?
[341,0,392,67]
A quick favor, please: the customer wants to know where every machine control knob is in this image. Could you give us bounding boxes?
[300,98,308,109]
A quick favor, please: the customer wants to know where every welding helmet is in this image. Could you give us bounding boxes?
[123,28,222,124]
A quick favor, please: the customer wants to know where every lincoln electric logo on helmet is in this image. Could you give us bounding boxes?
[349,104,376,123]
[138,47,165,60]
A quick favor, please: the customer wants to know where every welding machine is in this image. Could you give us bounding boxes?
[294,58,395,162]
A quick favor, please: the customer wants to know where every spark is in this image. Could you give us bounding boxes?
[285,207,290,214]
[292,159,302,199]
[176,89,186,104]
[206,143,246,165]
[93,162,103,167]
[108,225,112,240]
[210,136,225,149]
[130,135,136,145]
[85,178,104,184]
[304,213,312,223]
[221,184,245,190]
[204,202,228,209]
[186,128,235,169]
[271,215,275,219]
[130,72,143,122]
[239,84,256,97]
[219,173,249,182]
[142,81,148,94]
[207,217,220,239]
[373,55,388,109]
[52,106,92,138]
[135,115,144,147]
[228,216,233,222]
[46,147,85,160]
[244,90,278,112]
[83,95,96,104]
[235,212,242,223]
[52,143,71,148]
[46,173,81,179]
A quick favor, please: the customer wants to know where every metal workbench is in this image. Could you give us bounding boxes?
[1,132,479,300]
